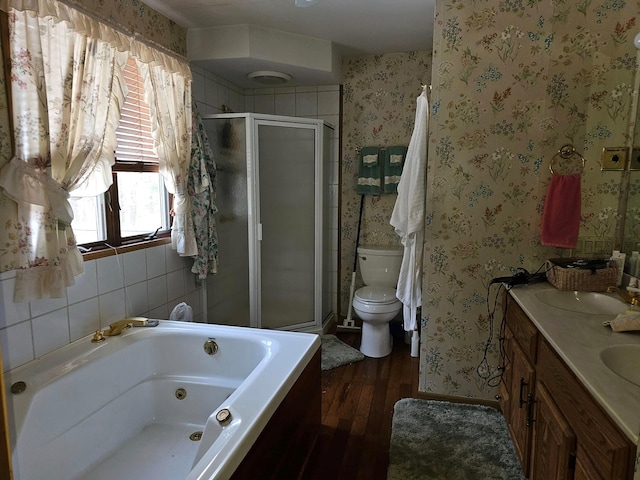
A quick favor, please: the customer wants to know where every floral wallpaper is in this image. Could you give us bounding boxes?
[425,0,639,399]
[69,0,186,55]
[340,52,432,314]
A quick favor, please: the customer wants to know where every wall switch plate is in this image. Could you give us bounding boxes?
[601,147,628,171]
[630,148,640,171]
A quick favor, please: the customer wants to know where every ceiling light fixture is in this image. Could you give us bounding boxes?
[247,70,292,85]
[295,0,319,7]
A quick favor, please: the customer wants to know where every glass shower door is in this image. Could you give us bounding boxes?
[204,117,251,327]
[257,122,317,330]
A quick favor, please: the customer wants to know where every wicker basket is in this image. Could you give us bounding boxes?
[545,258,618,292]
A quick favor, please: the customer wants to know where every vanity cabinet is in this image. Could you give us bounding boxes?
[537,338,633,479]
[501,294,636,479]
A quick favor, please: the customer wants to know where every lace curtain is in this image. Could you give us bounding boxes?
[137,56,195,256]
[0,6,128,301]
[0,0,192,301]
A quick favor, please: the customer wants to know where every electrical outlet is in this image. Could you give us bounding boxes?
[601,147,628,171]
[630,148,640,171]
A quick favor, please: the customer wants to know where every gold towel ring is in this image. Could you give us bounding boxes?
[549,144,586,175]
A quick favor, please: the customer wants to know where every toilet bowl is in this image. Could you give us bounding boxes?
[353,286,401,357]
[352,246,403,358]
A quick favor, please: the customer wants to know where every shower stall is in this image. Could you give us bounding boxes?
[202,113,335,333]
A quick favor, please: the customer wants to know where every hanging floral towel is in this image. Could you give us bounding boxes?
[356,146,382,195]
[384,146,408,193]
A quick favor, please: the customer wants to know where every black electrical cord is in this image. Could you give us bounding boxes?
[477,261,549,387]
[476,281,506,387]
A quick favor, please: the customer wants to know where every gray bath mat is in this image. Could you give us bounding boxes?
[321,334,364,370]
[388,398,525,480]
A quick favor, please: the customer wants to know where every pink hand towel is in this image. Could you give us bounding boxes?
[541,174,581,248]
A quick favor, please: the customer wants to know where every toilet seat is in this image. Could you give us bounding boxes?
[354,286,398,305]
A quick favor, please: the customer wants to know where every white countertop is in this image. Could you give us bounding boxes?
[508,282,640,444]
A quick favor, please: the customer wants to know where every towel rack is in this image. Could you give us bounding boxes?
[355,146,385,155]
[549,144,585,175]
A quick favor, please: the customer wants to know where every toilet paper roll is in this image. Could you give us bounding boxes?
[170,302,193,322]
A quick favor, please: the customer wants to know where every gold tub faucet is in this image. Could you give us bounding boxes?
[92,317,159,342]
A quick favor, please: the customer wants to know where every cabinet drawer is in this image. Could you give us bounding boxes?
[506,296,538,363]
[537,339,634,480]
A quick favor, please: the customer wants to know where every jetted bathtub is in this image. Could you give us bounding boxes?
[4,320,321,480]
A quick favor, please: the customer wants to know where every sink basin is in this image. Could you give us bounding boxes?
[535,289,628,315]
[600,345,640,387]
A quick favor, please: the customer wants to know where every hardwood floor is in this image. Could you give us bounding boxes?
[302,329,421,480]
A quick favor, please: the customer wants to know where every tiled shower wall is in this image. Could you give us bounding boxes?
[0,244,202,371]
[191,64,341,320]
[0,67,341,372]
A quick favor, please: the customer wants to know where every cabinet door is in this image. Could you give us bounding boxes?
[507,339,535,474]
[530,382,576,480]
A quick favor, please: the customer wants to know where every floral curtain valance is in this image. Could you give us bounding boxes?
[3,0,192,78]
[0,0,192,301]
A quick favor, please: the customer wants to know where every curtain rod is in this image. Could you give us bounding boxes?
[61,0,189,63]
[1,0,190,64]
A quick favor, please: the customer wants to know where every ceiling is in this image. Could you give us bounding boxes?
[143,0,434,88]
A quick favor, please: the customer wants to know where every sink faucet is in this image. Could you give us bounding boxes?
[91,317,159,342]
[607,285,640,307]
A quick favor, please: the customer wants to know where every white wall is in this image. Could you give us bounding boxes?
[0,244,202,371]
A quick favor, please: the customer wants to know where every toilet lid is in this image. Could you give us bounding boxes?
[354,286,398,304]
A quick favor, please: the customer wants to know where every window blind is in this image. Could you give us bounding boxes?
[114,57,158,164]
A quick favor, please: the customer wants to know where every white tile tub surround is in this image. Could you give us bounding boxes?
[0,244,203,372]
[146,243,167,278]
[66,260,98,305]
[68,297,100,341]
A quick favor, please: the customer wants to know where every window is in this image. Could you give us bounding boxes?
[70,57,171,248]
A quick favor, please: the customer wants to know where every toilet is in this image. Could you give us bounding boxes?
[352,246,403,358]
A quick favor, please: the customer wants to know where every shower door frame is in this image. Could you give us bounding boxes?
[244,114,324,331]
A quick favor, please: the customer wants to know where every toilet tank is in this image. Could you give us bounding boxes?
[357,246,403,287]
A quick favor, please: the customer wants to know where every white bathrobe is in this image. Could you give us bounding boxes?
[390,89,429,332]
